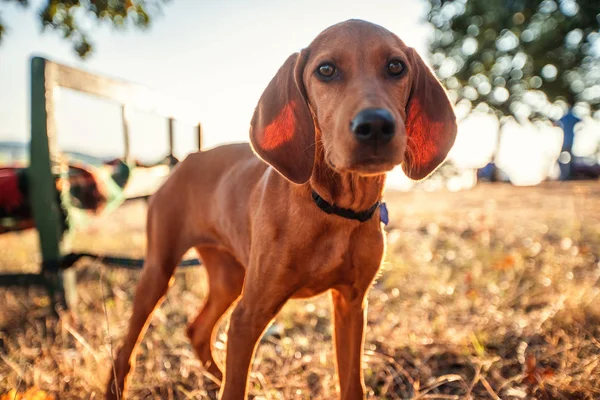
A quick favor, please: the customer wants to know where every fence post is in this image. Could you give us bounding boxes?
[29,57,76,311]
[196,123,203,151]
[122,104,131,165]
[168,117,175,157]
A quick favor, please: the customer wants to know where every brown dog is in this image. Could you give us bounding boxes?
[106,19,456,400]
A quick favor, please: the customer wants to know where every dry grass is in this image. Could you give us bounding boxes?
[1,181,600,399]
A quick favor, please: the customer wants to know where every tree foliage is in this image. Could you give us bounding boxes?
[427,0,600,121]
[0,0,168,58]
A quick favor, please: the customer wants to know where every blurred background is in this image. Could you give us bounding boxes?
[1,1,600,399]
[1,0,598,189]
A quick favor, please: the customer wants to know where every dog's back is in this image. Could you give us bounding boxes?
[147,143,268,264]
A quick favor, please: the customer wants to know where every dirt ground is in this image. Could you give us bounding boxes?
[1,181,599,399]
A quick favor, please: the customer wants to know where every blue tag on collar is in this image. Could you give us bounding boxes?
[379,202,389,226]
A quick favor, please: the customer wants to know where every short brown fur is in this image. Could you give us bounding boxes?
[106,19,457,400]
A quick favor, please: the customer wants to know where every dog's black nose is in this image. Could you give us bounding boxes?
[351,108,396,145]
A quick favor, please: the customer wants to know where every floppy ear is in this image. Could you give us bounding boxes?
[250,52,315,184]
[402,48,457,180]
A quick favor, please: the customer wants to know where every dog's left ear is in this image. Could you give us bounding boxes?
[402,48,457,180]
[250,51,315,184]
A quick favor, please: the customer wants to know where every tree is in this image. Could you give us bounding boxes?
[0,0,168,58]
[427,0,600,122]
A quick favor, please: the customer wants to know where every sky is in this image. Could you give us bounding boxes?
[0,0,598,187]
[0,0,431,154]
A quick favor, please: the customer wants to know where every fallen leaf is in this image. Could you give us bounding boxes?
[524,353,555,386]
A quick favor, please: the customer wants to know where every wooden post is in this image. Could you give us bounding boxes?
[29,57,76,311]
[196,122,203,151]
[122,104,131,164]
[168,117,175,157]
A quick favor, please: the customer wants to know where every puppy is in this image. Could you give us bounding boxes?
[107,19,456,400]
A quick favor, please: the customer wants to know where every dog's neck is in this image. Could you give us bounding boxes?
[308,142,386,212]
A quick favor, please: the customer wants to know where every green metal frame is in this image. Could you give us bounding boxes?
[0,56,202,310]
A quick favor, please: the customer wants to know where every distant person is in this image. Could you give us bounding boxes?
[554,108,581,180]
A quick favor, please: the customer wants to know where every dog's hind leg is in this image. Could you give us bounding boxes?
[186,247,245,382]
[106,200,191,400]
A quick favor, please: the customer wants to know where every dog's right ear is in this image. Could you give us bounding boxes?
[250,52,315,184]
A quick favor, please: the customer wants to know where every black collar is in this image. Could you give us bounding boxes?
[311,190,380,222]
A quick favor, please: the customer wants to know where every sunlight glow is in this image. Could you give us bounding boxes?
[448,112,498,169]
[496,120,563,186]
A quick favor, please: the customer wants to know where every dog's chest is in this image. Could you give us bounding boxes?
[291,225,383,298]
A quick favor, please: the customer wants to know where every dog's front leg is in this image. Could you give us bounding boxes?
[218,261,297,400]
[331,286,369,400]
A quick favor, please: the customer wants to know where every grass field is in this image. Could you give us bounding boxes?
[1,181,599,399]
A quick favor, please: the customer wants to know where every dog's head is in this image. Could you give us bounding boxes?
[250,19,457,184]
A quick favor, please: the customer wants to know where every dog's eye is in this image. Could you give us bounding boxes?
[387,60,406,77]
[316,63,336,80]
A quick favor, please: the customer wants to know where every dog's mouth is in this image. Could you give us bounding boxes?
[326,155,398,176]
[347,158,397,175]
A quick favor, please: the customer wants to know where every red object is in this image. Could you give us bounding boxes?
[0,168,24,211]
